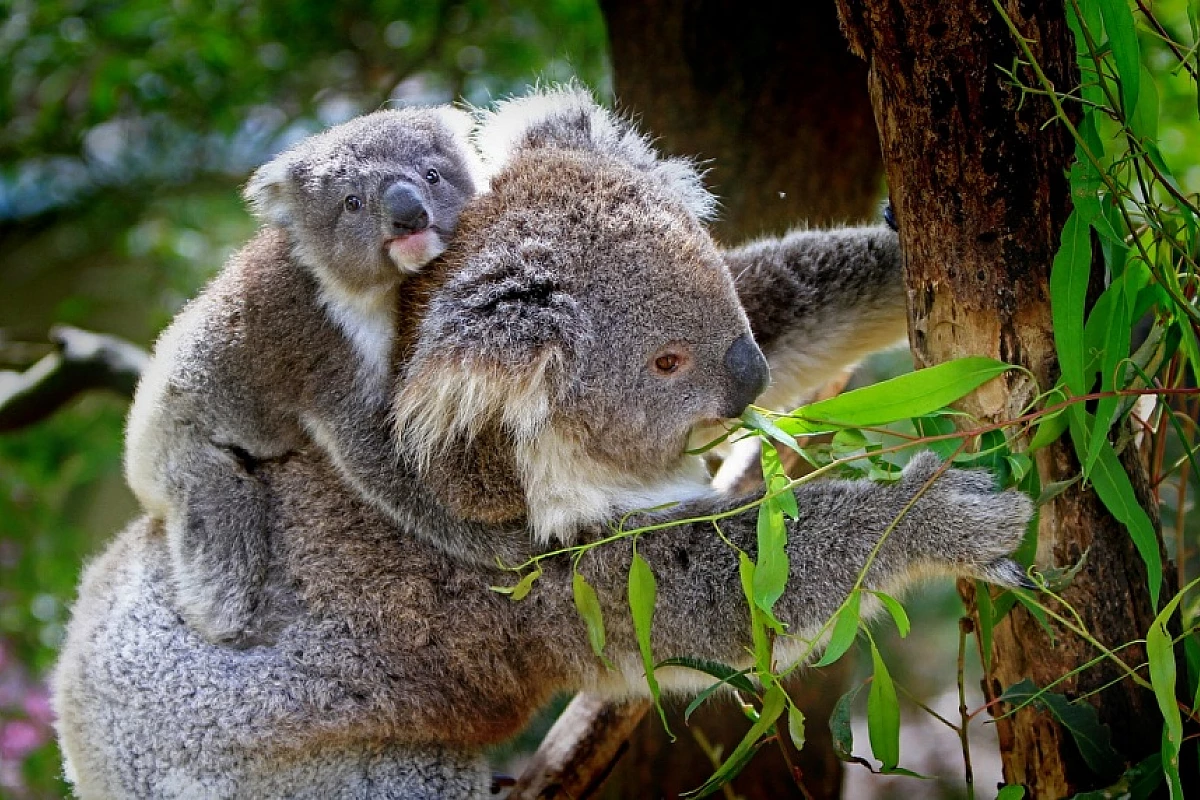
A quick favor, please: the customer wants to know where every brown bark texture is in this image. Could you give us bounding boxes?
[508,697,651,800]
[582,2,885,798]
[837,1,1179,796]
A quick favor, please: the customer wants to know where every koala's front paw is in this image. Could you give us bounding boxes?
[898,452,1034,588]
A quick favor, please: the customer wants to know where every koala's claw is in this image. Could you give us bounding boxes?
[978,557,1035,590]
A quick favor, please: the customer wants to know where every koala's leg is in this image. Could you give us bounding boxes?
[727,224,908,409]
[571,453,1032,690]
[167,440,271,646]
[55,517,494,799]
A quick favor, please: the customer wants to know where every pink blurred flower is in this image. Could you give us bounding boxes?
[0,719,45,760]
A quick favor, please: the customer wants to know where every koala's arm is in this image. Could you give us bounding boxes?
[727,225,908,408]
[570,454,1031,685]
[124,304,293,646]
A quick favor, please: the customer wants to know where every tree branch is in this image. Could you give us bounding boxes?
[0,326,147,431]
[508,696,651,800]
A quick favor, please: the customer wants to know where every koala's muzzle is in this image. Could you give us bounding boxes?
[383,182,430,235]
[721,334,770,418]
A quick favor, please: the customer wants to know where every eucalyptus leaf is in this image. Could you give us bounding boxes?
[814,590,861,667]
[1070,409,1163,607]
[788,704,807,751]
[999,678,1121,779]
[1050,210,1092,397]
[573,571,613,669]
[683,683,787,798]
[867,639,900,772]
[1098,0,1141,120]
[871,591,911,638]
[781,357,1011,430]
[629,552,672,737]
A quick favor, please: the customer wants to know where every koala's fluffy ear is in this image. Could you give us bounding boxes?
[394,239,585,468]
[435,105,491,194]
[475,85,716,221]
[243,152,299,226]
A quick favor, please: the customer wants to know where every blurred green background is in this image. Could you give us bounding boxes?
[3,1,1200,798]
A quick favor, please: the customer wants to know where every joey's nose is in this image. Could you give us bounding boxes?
[383,182,430,235]
[721,334,770,418]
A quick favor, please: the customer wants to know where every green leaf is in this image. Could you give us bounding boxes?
[1051,210,1093,397]
[1012,589,1056,645]
[814,590,861,667]
[830,683,865,764]
[1146,580,1196,798]
[779,357,1012,431]
[976,582,996,671]
[871,591,911,638]
[490,564,542,601]
[1130,64,1159,144]
[867,639,900,772]
[742,408,804,454]
[754,500,789,618]
[629,551,672,737]
[1071,410,1163,608]
[1082,279,1131,477]
[913,413,964,459]
[762,442,799,519]
[1005,453,1034,486]
[997,786,1026,800]
[999,678,1121,778]
[1028,397,1069,453]
[684,683,788,798]
[1184,634,1200,714]
[1098,0,1141,120]
[739,552,773,675]
[788,704,806,751]
[573,571,613,669]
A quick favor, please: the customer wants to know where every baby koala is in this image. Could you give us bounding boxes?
[125,106,485,646]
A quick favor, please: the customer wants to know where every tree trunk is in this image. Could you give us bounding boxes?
[599,0,882,240]
[591,2,883,798]
[837,1,1177,795]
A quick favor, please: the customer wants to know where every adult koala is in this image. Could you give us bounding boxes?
[53,89,1031,799]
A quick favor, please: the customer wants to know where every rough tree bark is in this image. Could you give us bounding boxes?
[837,1,1179,796]
[574,3,885,798]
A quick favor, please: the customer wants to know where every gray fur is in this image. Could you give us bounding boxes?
[123,106,485,645]
[729,224,909,410]
[56,89,1030,797]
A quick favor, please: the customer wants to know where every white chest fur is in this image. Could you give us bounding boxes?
[317,278,397,395]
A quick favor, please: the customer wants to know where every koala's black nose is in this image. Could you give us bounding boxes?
[383,182,429,235]
[721,334,770,418]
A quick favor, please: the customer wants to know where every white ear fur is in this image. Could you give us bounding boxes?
[475,84,717,221]
[243,155,295,226]
[436,105,491,194]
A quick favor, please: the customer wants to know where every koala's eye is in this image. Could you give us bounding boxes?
[344,195,363,212]
[425,168,440,185]
[654,353,681,375]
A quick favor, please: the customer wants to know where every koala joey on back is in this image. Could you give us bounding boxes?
[56,88,1033,798]
[123,105,486,646]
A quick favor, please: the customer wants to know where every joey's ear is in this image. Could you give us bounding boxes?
[243,153,299,226]
[435,105,489,193]
[475,84,716,221]
[394,239,585,467]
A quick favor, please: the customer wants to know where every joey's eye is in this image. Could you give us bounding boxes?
[425,168,440,184]
[344,195,363,212]
[654,354,680,374]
